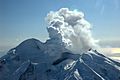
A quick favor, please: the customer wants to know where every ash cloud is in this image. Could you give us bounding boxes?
[46,8,99,54]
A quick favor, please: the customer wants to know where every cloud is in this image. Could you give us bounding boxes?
[99,39,120,48]
[46,8,99,54]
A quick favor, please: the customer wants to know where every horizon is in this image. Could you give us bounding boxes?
[0,0,120,60]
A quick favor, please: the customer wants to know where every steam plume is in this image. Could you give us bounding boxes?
[46,8,99,54]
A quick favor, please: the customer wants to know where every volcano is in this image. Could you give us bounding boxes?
[0,38,120,80]
[1,8,120,80]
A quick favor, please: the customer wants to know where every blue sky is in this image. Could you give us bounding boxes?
[0,0,120,51]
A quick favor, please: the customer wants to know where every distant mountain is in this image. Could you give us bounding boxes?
[0,38,120,80]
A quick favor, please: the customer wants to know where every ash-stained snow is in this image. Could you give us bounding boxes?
[0,38,120,80]
[0,8,120,80]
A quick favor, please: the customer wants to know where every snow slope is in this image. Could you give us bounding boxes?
[0,38,120,80]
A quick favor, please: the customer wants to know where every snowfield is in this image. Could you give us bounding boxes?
[0,38,120,80]
[0,8,120,80]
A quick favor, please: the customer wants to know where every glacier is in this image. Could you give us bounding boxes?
[0,38,120,80]
[0,8,120,80]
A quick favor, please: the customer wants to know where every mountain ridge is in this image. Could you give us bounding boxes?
[0,38,120,80]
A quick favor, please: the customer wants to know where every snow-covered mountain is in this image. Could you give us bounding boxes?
[0,38,120,80]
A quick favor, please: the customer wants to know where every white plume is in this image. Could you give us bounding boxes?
[46,8,99,54]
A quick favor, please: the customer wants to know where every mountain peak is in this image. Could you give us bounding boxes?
[0,38,120,80]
